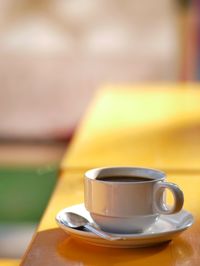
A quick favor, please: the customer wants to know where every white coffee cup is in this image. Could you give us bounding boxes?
[84,167,184,234]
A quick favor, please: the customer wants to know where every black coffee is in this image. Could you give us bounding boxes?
[96,176,153,182]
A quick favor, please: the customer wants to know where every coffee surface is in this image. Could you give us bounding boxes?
[96,176,153,182]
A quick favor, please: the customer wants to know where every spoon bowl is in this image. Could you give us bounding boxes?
[63,212,89,228]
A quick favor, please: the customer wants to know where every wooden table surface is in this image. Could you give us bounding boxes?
[21,84,200,265]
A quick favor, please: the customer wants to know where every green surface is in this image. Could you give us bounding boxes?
[0,165,58,222]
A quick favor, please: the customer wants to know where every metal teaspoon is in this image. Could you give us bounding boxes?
[58,212,123,241]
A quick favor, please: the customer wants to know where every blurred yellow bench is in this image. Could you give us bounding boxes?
[0,259,19,266]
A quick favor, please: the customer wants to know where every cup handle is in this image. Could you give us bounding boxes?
[153,181,184,214]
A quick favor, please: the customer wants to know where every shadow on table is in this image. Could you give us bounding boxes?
[21,228,193,266]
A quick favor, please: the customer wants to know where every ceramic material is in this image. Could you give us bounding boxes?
[84,167,184,233]
[56,204,194,248]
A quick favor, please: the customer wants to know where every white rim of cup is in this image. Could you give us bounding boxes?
[84,166,165,184]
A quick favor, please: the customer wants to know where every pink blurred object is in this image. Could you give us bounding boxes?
[0,0,179,140]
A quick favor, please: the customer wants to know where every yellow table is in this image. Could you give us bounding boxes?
[0,259,19,266]
[62,84,200,170]
[21,84,200,265]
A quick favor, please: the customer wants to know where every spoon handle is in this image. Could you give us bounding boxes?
[84,223,122,241]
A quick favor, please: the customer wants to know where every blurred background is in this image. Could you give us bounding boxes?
[0,0,198,261]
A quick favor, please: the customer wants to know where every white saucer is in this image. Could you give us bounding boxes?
[56,204,194,248]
